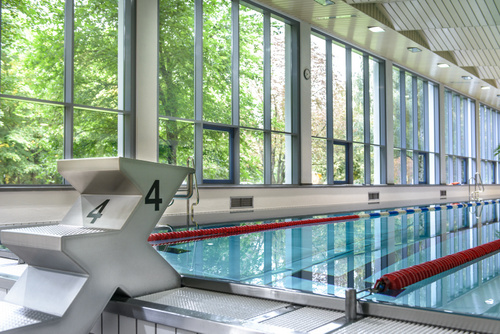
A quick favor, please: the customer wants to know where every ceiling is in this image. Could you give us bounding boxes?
[256,0,500,108]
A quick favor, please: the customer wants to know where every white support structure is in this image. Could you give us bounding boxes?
[0,158,193,334]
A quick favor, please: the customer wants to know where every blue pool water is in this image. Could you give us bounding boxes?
[155,202,500,321]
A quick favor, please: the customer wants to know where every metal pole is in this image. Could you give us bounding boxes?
[345,288,357,321]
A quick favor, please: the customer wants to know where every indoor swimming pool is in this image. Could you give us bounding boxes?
[154,201,500,322]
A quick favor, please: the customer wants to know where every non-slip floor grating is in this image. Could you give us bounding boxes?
[137,287,290,320]
[335,317,475,334]
[0,301,58,332]
[261,306,344,332]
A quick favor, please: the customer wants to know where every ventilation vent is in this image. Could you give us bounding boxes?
[230,197,254,209]
[440,190,447,198]
[368,192,379,201]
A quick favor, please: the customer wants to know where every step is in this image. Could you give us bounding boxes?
[0,301,59,332]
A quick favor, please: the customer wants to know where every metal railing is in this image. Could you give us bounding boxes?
[469,172,485,202]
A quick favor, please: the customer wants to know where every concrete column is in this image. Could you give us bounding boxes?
[135,0,158,162]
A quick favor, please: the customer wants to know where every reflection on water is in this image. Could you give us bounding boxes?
[155,203,500,320]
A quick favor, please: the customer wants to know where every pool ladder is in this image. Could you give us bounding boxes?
[170,158,200,228]
[469,173,484,218]
[469,172,484,202]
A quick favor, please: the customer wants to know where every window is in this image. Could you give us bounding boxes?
[393,67,439,184]
[480,105,499,184]
[158,0,298,185]
[311,33,384,185]
[444,90,476,184]
[0,0,131,185]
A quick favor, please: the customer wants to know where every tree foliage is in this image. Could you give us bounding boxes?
[1,0,119,184]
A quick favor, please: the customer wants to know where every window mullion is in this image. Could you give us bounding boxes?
[194,0,203,181]
[63,0,74,160]
[231,0,239,183]
[423,81,429,152]
[231,0,239,127]
[363,55,370,185]
[326,40,334,184]
[263,11,272,184]
[412,76,418,183]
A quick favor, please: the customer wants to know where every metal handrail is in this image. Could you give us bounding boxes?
[469,172,484,202]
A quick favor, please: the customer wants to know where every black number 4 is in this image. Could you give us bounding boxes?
[145,180,163,211]
[87,199,110,224]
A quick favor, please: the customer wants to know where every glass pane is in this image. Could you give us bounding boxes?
[240,129,264,184]
[369,58,380,145]
[452,94,457,155]
[239,5,264,129]
[74,0,118,109]
[311,35,327,138]
[73,109,118,158]
[428,83,436,153]
[371,145,381,184]
[271,18,289,132]
[394,148,402,184]
[159,0,195,119]
[1,0,64,101]
[429,153,436,184]
[203,128,231,180]
[312,138,327,184]
[459,97,465,157]
[445,91,451,154]
[417,78,424,150]
[0,99,63,184]
[353,143,364,184]
[406,150,414,184]
[332,42,346,140]
[334,144,346,182]
[418,153,426,184]
[393,67,401,148]
[405,73,413,149]
[272,133,290,184]
[203,0,232,124]
[159,119,194,166]
[352,51,364,143]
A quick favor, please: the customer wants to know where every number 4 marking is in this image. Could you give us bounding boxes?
[145,180,163,211]
[87,199,110,224]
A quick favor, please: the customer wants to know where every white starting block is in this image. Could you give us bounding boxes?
[0,158,194,334]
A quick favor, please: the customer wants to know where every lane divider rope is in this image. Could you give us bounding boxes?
[373,237,500,292]
[148,199,500,247]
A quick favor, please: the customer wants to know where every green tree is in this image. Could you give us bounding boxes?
[1,0,119,184]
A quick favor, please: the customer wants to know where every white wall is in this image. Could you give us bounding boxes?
[2,185,499,227]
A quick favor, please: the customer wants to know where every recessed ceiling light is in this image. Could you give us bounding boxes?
[437,63,450,68]
[461,76,472,80]
[314,0,334,5]
[316,14,356,20]
[368,26,385,33]
[481,86,490,90]
[407,47,421,53]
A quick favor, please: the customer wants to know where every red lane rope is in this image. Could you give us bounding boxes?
[148,214,360,244]
[374,238,500,292]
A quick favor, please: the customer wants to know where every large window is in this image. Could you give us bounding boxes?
[311,33,385,185]
[158,0,298,185]
[444,90,476,184]
[480,105,499,184]
[0,0,131,185]
[393,67,439,184]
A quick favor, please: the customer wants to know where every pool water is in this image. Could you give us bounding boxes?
[155,202,500,321]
